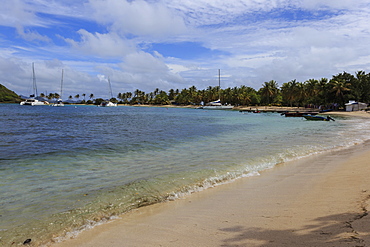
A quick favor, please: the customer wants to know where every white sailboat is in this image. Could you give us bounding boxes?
[100,77,117,107]
[52,69,64,107]
[201,69,233,110]
[20,63,49,106]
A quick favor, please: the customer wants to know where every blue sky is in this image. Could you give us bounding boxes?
[1,0,370,99]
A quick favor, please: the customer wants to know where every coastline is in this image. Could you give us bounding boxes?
[9,101,369,118]
[124,103,370,118]
[52,128,370,246]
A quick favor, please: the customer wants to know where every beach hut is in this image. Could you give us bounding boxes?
[345,100,367,111]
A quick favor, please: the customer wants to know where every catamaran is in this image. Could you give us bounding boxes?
[52,69,64,107]
[201,69,233,110]
[20,63,48,106]
[100,77,117,107]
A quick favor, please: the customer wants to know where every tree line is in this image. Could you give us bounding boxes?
[39,93,94,102]
[113,71,370,109]
[20,70,370,108]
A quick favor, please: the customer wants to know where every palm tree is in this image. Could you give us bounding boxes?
[317,78,329,106]
[204,86,216,103]
[148,92,155,103]
[293,82,306,107]
[198,89,206,104]
[222,87,233,105]
[134,89,141,98]
[304,79,319,105]
[330,79,351,107]
[353,71,370,102]
[89,93,94,100]
[175,88,191,105]
[47,93,55,101]
[126,92,132,101]
[352,71,365,101]
[281,80,298,107]
[235,86,247,105]
[153,91,170,105]
[131,89,146,104]
[168,89,176,100]
[260,80,279,105]
[188,86,199,104]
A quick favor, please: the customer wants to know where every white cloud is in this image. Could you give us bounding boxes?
[2,0,370,96]
[167,64,191,74]
[0,0,51,42]
[121,51,167,73]
[65,30,136,57]
[114,51,187,91]
[300,0,370,10]
[172,0,370,87]
[0,0,39,27]
[16,26,51,42]
[88,0,187,38]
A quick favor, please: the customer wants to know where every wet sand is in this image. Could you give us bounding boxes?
[51,111,370,246]
[52,132,370,247]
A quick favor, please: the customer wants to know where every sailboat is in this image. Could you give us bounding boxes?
[201,69,233,110]
[100,77,117,107]
[52,69,64,107]
[20,63,48,106]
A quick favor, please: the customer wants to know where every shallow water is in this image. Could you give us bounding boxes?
[1,104,369,246]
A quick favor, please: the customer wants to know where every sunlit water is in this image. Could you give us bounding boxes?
[1,104,370,246]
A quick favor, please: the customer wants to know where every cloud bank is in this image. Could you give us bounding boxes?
[0,0,370,98]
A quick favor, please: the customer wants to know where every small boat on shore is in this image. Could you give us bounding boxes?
[303,115,335,121]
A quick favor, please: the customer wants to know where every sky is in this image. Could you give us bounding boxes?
[1,0,370,99]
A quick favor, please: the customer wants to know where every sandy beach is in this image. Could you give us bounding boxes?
[52,111,370,247]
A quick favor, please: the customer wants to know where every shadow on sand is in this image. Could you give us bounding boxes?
[219,210,369,247]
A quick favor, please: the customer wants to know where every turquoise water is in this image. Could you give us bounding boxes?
[1,104,369,246]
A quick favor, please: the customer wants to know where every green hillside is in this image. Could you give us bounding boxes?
[0,84,22,103]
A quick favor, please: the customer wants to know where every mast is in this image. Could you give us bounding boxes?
[108,77,113,99]
[218,69,221,100]
[32,62,38,97]
[60,69,64,100]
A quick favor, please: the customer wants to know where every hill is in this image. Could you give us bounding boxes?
[0,84,22,103]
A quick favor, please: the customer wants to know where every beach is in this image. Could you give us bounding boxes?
[52,111,370,247]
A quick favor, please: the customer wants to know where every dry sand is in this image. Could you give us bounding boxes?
[53,111,370,247]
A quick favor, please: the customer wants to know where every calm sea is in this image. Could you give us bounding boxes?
[1,104,369,246]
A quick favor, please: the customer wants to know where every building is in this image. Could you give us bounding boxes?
[345,101,367,111]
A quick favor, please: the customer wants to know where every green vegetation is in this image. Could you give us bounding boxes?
[0,84,22,103]
[3,71,370,108]
[115,71,370,109]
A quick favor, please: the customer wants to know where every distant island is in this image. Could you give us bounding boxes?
[0,84,22,103]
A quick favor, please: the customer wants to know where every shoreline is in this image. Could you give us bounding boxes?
[119,104,370,118]
[52,135,370,246]
[7,101,370,118]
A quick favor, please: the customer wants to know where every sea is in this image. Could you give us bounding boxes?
[1,104,370,246]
